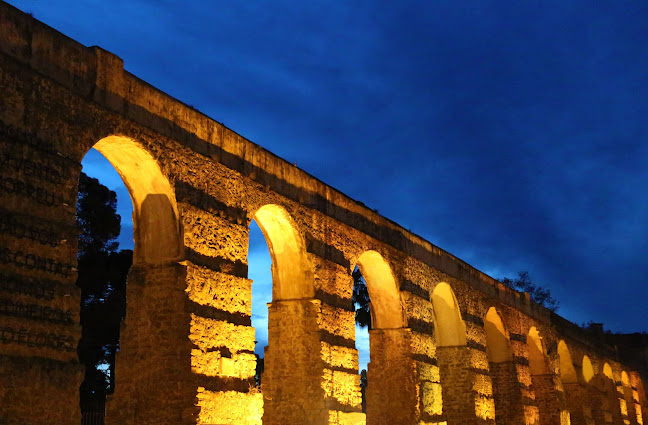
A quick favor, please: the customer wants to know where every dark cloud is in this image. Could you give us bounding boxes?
[12,0,648,332]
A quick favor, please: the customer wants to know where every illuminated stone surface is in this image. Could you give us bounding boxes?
[0,2,646,425]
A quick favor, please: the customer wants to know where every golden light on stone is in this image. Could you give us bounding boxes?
[93,136,182,265]
[431,282,467,347]
[558,341,578,383]
[0,4,647,424]
[582,355,594,383]
[196,388,263,425]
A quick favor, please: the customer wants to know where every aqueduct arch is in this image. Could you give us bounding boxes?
[355,250,404,330]
[0,3,646,424]
[354,250,417,424]
[253,204,313,301]
[91,135,182,265]
[82,136,185,424]
[431,282,466,347]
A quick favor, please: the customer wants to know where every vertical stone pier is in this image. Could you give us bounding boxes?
[366,328,418,425]
[264,299,328,425]
[438,345,495,425]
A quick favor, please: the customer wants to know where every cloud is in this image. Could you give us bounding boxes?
[17,0,648,332]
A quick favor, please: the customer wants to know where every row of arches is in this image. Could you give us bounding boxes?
[79,135,644,425]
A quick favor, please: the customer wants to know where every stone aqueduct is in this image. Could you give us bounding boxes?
[0,3,645,425]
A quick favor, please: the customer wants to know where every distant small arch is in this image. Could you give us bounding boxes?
[621,371,630,386]
[484,307,513,363]
[431,282,467,346]
[557,341,578,384]
[355,250,405,329]
[582,355,594,383]
[603,363,614,380]
[90,135,182,265]
[253,204,313,301]
[527,327,547,375]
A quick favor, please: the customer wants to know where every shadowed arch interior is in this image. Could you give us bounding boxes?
[355,250,405,329]
[582,355,594,383]
[431,282,467,346]
[253,204,313,301]
[527,327,547,375]
[91,136,181,265]
[558,341,578,384]
[484,307,513,363]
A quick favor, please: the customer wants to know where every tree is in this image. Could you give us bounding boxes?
[352,268,371,412]
[499,271,559,312]
[359,369,368,413]
[352,267,372,329]
[76,172,132,398]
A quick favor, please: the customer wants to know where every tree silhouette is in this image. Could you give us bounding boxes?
[76,172,132,399]
[499,271,559,312]
[352,267,371,329]
[352,267,371,412]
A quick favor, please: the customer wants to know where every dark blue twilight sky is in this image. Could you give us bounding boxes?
[8,1,648,333]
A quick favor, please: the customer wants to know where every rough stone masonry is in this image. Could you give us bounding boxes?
[0,2,645,425]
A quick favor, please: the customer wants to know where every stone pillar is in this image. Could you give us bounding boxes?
[532,373,567,425]
[564,382,594,425]
[107,263,197,425]
[366,328,418,425]
[263,298,328,425]
[586,385,609,425]
[437,345,495,425]
[490,360,527,425]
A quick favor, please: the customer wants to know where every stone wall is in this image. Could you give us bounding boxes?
[0,2,646,425]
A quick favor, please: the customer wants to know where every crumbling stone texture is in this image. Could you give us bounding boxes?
[490,361,526,425]
[532,374,567,425]
[366,328,418,425]
[438,346,495,425]
[263,299,328,425]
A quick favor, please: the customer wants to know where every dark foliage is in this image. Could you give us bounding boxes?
[77,173,121,256]
[359,369,368,413]
[499,271,559,312]
[352,267,371,329]
[254,355,264,387]
[76,172,132,397]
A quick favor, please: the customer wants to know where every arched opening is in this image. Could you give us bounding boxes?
[484,307,512,363]
[355,250,404,330]
[92,136,181,265]
[582,356,594,383]
[527,327,547,375]
[603,363,614,381]
[558,341,578,384]
[484,307,519,425]
[622,371,630,387]
[247,220,272,388]
[253,204,313,301]
[351,265,370,413]
[355,251,415,424]
[431,282,467,347]
[251,204,318,424]
[77,136,182,424]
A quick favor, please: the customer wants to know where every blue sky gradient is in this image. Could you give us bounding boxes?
[19,0,648,342]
